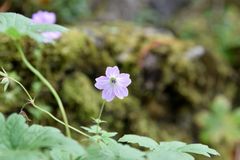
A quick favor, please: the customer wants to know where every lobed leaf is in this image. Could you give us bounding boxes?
[148,150,194,160]
[118,134,159,150]
[178,143,220,157]
[147,141,219,160]
[0,12,68,43]
[83,139,145,160]
[0,113,85,160]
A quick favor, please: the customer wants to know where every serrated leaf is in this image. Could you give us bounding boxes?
[0,113,85,160]
[84,139,145,160]
[92,118,106,124]
[83,144,114,160]
[101,131,117,138]
[81,125,102,134]
[49,149,71,160]
[0,150,47,160]
[148,149,194,160]
[158,141,186,150]
[0,12,68,43]
[107,140,145,160]
[118,134,158,150]
[147,141,219,160]
[178,144,220,157]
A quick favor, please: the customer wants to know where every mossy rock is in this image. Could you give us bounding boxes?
[0,22,236,142]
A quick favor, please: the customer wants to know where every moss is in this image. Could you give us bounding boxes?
[0,22,236,143]
[62,72,101,120]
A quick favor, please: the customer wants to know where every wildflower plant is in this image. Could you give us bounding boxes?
[32,11,62,43]
[95,66,131,102]
[0,12,220,160]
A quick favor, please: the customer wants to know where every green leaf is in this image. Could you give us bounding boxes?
[0,68,8,77]
[83,139,145,160]
[0,12,68,43]
[1,77,9,84]
[0,150,47,160]
[197,96,240,144]
[31,24,68,33]
[147,141,219,160]
[81,125,101,134]
[148,149,194,160]
[0,77,9,92]
[0,13,32,38]
[83,144,114,160]
[101,131,117,138]
[118,134,158,150]
[0,71,6,77]
[6,28,21,39]
[107,140,145,160]
[0,113,85,160]
[3,82,9,92]
[158,141,187,150]
[178,143,220,157]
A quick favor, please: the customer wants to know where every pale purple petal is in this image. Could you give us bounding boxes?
[102,87,115,102]
[32,11,56,24]
[95,66,131,101]
[106,66,120,78]
[95,76,110,90]
[31,10,61,43]
[117,73,131,87]
[42,32,61,43]
[114,86,128,99]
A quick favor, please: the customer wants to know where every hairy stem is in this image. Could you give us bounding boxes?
[8,76,90,138]
[15,42,71,137]
[98,101,106,120]
[96,101,106,134]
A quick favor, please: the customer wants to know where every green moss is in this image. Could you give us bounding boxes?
[0,22,236,144]
[63,72,101,120]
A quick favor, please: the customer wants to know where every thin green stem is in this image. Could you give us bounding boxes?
[96,101,106,134]
[15,42,71,137]
[32,103,90,138]
[8,77,90,138]
[98,101,106,120]
[9,77,32,101]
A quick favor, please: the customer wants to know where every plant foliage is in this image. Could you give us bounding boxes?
[0,113,85,160]
[0,12,68,42]
[197,96,240,144]
[0,11,220,160]
[78,124,219,160]
[119,134,219,160]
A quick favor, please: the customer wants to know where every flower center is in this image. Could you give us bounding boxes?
[110,77,117,84]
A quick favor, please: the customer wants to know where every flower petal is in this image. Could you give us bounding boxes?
[32,11,56,24]
[42,32,61,43]
[102,87,115,102]
[114,86,128,99]
[106,66,120,78]
[117,73,131,87]
[95,76,110,90]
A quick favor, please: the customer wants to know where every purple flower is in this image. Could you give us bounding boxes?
[31,10,61,43]
[32,11,56,24]
[41,32,61,43]
[95,66,131,102]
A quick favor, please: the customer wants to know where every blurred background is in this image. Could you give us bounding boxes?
[0,0,240,159]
